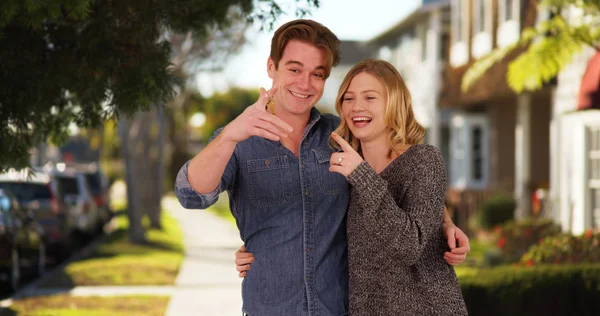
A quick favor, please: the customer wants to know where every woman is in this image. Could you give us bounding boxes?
[237,59,468,315]
[327,59,467,315]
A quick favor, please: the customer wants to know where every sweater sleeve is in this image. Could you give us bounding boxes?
[346,146,446,266]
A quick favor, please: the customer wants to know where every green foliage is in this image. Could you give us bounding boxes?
[0,0,319,172]
[495,218,562,263]
[477,195,516,229]
[38,210,183,287]
[462,0,600,93]
[196,87,260,140]
[521,230,600,265]
[460,264,600,316]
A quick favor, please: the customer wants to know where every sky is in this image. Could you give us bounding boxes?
[196,0,420,96]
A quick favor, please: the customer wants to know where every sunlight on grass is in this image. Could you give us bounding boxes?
[38,210,183,287]
[207,192,236,225]
[5,295,169,316]
[455,266,482,279]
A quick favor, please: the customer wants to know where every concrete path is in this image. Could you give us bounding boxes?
[163,196,244,316]
[1,196,244,315]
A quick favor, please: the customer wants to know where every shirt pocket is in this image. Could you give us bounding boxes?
[246,156,293,207]
[313,147,348,196]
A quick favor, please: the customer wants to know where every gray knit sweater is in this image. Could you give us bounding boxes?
[346,144,468,316]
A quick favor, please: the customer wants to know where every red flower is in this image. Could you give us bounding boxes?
[586,230,593,239]
[497,237,506,248]
[526,259,534,267]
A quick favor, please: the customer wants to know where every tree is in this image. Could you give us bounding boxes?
[0,0,320,172]
[1,0,319,243]
[461,0,600,93]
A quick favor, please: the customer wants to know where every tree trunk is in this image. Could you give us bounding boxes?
[166,102,190,191]
[119,116,146,244]
[146,105,165,229]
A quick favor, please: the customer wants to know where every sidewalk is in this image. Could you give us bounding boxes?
[163,197,244,316]
[0,196,243,315]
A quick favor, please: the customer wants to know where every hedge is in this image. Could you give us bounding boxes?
[460,264,600,316]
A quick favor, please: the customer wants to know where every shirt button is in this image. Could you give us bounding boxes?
[306,247,312,253]
[305,191,310,196]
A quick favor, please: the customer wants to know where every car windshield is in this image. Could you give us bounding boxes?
[84,173,102,195]
[0,182,52,202]
[55,176,79,196]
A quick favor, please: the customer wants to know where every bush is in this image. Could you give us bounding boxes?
[495,218,561,263]
[520,230,600,266]
[477,195,516,229]
[460,264,600,316]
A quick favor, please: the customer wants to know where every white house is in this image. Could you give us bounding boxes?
[550,9,600,234]
[317,41,375,113]
[366,0,451,154]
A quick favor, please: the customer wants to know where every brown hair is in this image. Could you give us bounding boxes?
[270,19,340,78]
[332,59,425,156]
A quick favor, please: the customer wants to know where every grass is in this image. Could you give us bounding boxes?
[38,209,184,287]
[207,192,236,225]
[1,295,169,316]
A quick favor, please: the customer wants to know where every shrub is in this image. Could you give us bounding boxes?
[477,195,516,229]
[460,264,600,316]
[520,230,600,266]
[495,218,561,263]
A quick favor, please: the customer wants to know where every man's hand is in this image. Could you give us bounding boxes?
[329,132,364,177]
[235,245,254,278]
[222,87,293,143]
[442,223,470,266]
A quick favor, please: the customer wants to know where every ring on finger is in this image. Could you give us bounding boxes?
[337,156,343,165]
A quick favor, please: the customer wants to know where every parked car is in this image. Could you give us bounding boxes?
[0,188,47,291]
[46,164,103,239]
[0,170,73,262]
[77,163,113,227]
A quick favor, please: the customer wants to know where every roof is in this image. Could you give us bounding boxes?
[0,169,50,184]
[578,52,600,110]
[338,41,376,65]
[367,0,450,45]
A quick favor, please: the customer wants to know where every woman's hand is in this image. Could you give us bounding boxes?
[442,223,470,266]
[329,132,363,177]
[235,245,254,278]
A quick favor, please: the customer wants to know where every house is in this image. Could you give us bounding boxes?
[366,0,451,155]
[440,0,554,226]
[317,41,375,113]
[550,7,600,234]
[443,0,600,234]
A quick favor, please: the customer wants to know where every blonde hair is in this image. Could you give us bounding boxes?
[331,59,425,157]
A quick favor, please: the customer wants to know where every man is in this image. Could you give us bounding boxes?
[175,19,469,316]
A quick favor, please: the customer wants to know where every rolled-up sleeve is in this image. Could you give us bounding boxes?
[174,161,221,209]
[174,127,237,210]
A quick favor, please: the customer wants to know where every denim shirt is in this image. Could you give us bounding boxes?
[175,108,350,316]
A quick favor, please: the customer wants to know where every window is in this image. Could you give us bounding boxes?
[505,0,514,21]
[588,126,600,228]
[440,34,450,60]
[497,0,521,47]
[450,114,489,189]
[474,0,489,33]
[421,26,428,61]
[453,0,463,42]
[500,0,517,22]
[471,127,483,181]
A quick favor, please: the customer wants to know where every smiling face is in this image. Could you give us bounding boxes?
[340,71,389,144]
[267,40,327,116]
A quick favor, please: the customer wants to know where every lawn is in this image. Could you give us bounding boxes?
[1,295,169,316]
[207,192,236,225]
[38,209,184,287]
